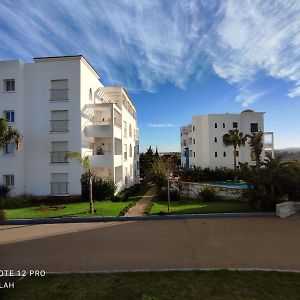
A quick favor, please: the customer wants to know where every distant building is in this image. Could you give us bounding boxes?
[0,55,139,196]
[180,110,274,169]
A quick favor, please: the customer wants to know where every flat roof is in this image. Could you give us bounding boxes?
[33,55,101,78]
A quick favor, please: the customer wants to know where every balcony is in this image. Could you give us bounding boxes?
[50,89,68,101]
[50,120,69,132]
[51,182,69,195]
[50,151,68,163]
[89,153,122,168]
[85,121,112,138]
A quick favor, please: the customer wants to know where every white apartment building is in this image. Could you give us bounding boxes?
[180,110,274,169]
[0,55,140,196]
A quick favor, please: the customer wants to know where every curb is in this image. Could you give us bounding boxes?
[3,212,276,225]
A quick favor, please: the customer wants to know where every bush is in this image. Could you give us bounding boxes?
[243,188,277,211]
[198,185,217,202]
[157,188,181,202]
[81,173,116,201]
[114,184,141,202]
[0,195,32,209]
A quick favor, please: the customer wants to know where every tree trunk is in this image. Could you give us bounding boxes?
[233,146,237,182]
[256,155,260,172]
[88,170,94,214]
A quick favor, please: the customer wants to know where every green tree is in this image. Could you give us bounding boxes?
[145,158,169,189]
[223,129,247,179]
[65,151,94,213]
[0,118,22,150]
[246,131,264,171]
[140,146,155,178]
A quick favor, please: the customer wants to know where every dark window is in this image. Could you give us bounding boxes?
[193,152,195,157]
[250,123,258,133]
[223,123,225,128]
[233,122,238,128]
[192,126,195,131]
[236,151,239,157]
[214,137,217,143]
[5,111,15,122]
[223,151,226,157]
[214,123,217,128]
[193,139,195,144]
[4,79,15,92]
[215,152,217,157]
[181,132,182,136]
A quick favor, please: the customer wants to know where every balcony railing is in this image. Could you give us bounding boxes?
[51,182,69,195]
[50,89,69,101]
[50,151,68,163]
[50,120,69,132]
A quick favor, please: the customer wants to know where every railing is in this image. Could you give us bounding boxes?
[50,151,68,163]
[50,120,69,132]
[94,150,112,155]
[51,182,69,195]
[50,89,68,101]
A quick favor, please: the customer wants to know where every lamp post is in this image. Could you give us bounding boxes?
[167,178,170,213]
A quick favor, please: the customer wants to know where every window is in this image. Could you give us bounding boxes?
[192,126,195,131]
[233,122,238,128]
[129,124,132,137]
[193,139,195,144]
[215,152,218,157]
[223,151,226,157]
[223,123,225,128]
[4,111,15,123]
[183,140,186,147]
[50,79,68,101]
[51,110,68,132]
[129,144,132,157]
[4,79,15,92]
[214,123,218,128]
[250,123,259,133]
[123,121,127,138]
[214,137,217,143]
[51,141,68,163]
[3,143,14,155]
[124,144,127,160]
[51,173,68,195]
[193,152,195,157]
[236,151,239,157]
[3,175,14,187]
[189,138,192,145]
[89,88,93,102]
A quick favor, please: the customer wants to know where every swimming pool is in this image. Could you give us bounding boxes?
[206,182,250,189]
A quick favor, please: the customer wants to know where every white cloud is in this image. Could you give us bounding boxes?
[235,86,270,107]
[148,123,177,128]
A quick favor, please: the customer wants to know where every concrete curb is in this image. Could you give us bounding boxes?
[3,212,275,225]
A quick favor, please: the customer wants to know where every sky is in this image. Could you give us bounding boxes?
[1,0,300,151]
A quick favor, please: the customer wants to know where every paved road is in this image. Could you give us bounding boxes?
[1,216,300,272]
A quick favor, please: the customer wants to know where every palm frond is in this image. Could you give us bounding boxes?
[65,151,82,161]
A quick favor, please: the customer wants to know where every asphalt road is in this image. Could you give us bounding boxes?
[1,216,300,272]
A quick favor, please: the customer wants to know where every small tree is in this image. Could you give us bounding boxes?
[145,158,168,189]
[65,151,94,213]
[223,129,247,180]
[247,131,264,171]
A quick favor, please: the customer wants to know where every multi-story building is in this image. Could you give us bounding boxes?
[0,55,139,196]
[180,110,274,169]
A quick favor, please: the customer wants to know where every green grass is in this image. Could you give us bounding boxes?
[150,198,253,215]
[3,271,300,300]
[4,201,132,219]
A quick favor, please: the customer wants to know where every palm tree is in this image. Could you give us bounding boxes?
[223,129,247,179]
[0,118,22,150]
[65,151,94,213]
[246,131,264,171]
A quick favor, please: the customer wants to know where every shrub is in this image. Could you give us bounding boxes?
[81,173,116,201]
[243,188,277,211]
[198,185,217,202]
[157,188,181,201]
[114,184,141,202]
[0,195,32,209]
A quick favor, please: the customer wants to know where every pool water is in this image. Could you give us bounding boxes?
[206,182,250,189]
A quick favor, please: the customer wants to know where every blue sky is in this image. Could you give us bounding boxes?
[1,0,300,151]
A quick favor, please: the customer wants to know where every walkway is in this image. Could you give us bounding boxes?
[1,216,300,272]
[125,186,156,216]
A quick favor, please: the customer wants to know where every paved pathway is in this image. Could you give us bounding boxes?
[1,216,300,272]
[125,186,156,216]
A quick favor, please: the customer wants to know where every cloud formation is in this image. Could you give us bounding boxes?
[148,123,177,128]
[0,0,300,99]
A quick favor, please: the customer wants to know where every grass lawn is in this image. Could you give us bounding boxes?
[3,271,300,300]
[4,201,132,219]
[150,198,253,215]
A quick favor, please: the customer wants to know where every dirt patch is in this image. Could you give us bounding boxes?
[36,205,66,212]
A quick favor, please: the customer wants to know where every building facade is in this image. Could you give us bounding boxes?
[0,55,139,196]
[180,110,274,169]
